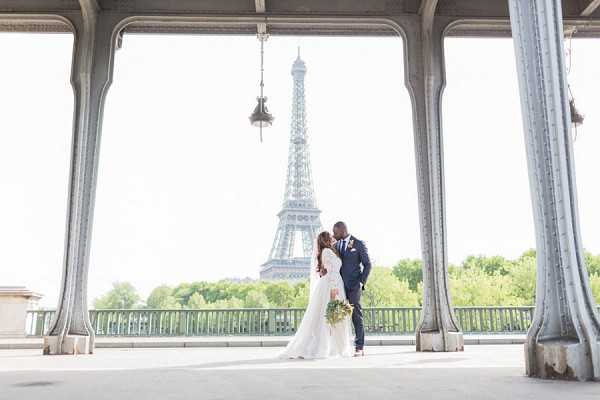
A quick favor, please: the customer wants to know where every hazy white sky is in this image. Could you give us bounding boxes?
[1,33,598,307]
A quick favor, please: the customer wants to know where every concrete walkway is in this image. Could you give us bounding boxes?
[0,345,597,400]
[0,334,526,349]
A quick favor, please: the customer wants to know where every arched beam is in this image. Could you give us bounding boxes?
[418,0,439,18]
[581,0,600,17]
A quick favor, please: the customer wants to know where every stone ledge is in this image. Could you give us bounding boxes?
[0,334,526,350]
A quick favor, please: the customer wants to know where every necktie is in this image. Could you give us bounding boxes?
[341,240,346,254]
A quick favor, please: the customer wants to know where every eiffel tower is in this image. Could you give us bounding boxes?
[260,50,323,281]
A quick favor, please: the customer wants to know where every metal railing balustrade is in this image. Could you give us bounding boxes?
[24,306,557,337]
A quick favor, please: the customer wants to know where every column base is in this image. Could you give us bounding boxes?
[526,340,600,381]
[417,331,464,352]
[43,334,91,355]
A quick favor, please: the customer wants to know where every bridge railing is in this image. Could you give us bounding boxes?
[25,306,553,337]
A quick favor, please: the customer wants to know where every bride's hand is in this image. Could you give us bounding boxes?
[330,288,339,300]
[317,266,327,277]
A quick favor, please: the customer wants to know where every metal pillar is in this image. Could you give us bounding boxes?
[509,0,600,381]
[43,1,118,355]
[404,11,463,352]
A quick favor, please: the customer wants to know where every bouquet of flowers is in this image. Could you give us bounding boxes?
[325,299,353,326]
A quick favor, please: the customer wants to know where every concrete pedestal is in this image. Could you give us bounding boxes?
[0,287,42,338]
[43,335,91,355]
[417,331,464,352]
[526,341,600,380]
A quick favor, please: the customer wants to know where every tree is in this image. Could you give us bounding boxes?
[146,285,181,309]
[585,251,600,277]
[187,292,208,309]
[589,275,600,304]
[112,248,600,311]
[94,281,141,309]
[159,296,181,309]
[264,282,296,307]
[449,268,519,306]
[392,259,423,291]
[172,283,195,305]
[208,297,244,309]
[462,255,510,276]
[291,281,310,308]
[363,267,420,308]
[506,254,536,305]
[243,290,271,308]
[520,249,537,259]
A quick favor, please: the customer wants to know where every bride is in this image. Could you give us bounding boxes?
[278,231,353,359]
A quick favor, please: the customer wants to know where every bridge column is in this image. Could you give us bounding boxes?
[404,12,463,352]
[43,2,119,355]
[509,0,600,380]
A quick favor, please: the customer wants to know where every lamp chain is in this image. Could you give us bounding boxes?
[258,33,268,142]
[260,35,265,100]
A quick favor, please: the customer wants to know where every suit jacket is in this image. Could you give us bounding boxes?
[339,235,372,290]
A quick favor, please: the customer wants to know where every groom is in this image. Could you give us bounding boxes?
[322,221,372,356]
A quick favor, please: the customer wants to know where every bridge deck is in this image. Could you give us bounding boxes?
[0,345,596,399]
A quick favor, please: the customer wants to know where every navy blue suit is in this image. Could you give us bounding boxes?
[338,236,371,350]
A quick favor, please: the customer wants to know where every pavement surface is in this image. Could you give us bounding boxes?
[0,345,597,400]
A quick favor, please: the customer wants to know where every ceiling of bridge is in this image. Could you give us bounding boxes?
[0,0,599,36]
[0,0,598,18]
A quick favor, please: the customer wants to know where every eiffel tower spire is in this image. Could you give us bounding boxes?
[260,50,323,281]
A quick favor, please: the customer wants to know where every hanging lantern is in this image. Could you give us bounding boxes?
[250,96,273,127]
[249,32,274,142]
[564,31,584,138]
[569,98,584,127]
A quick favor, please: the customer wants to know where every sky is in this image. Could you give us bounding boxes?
[1,33,599,307]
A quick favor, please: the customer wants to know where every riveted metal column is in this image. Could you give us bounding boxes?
[43,1,119,355]
[404,13,463,352]
[509,0,600,380]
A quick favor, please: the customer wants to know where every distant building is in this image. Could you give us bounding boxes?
[0,286,42,337]
[260,50,323,282]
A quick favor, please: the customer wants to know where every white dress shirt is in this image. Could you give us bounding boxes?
[338,234,352,253]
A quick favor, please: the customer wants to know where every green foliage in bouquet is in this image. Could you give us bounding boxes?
[325,299,353,326]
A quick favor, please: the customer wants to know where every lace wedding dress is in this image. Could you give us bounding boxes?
[278,247,353,359]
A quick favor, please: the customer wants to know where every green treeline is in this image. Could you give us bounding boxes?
[93,250,600,309]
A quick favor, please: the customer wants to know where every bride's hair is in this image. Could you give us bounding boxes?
[316,231,337,271]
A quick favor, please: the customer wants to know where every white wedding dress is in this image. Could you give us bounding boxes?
[278,247,353,359]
